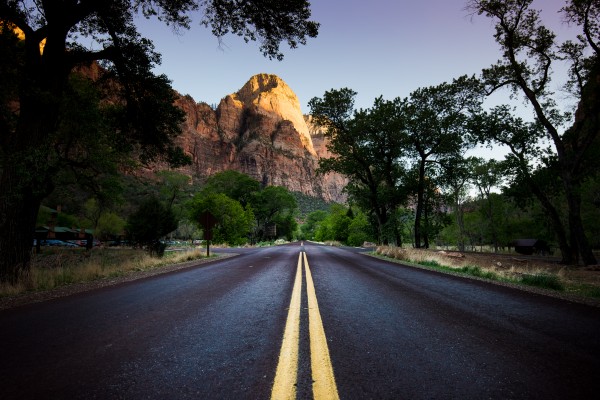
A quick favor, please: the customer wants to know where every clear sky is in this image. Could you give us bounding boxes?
[131,0,579,164]
[134,0,575,113]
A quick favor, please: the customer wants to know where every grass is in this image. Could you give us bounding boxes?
[373,245,575,293]
[520,273,564,290]
[0,247,208,298]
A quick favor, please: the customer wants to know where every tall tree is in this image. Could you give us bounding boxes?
[471,158,505,252]
[250,186,298,241]
[156,170,191,210]
[309,91,407,244]
[126,197,177,256]
[468,0,600,264]
[189,192,254,246]
[440,156,477,252]
[471,105,574,262]
[403,75,483,248]
[202,170,260,208]
[0,1,318,282]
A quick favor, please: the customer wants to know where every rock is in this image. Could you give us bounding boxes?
[172,74,347,202]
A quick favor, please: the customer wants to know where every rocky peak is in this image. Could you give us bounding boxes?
[172,74,347,202]
[233,74,316,155]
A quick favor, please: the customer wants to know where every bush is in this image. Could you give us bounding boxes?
[126,197,177,257]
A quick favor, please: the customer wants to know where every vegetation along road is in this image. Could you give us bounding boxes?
[2,242,600,399]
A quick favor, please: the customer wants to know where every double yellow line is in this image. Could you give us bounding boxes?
[271,252,339,400]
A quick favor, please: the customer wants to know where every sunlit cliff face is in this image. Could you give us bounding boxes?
[1,21,45,54]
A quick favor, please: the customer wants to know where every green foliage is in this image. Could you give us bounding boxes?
[292,192,332,217]
[156,171,191,209]
[203,170,260,207]
[459,266,499,280]
[126,197,178,256]
[201,0,319,61]
[309,91,407,244]
[300,210,328,240]
[419,260,441,268]
[189,192,254,246]
[275,214,299,241]
[520,274,564,291]
[251,185,298,241]
[329,204,352,243]
[175,219,202,242]
[304,204,375,246]
[347,212,373,247]
[193,172,300,241]
[96,212,126,240]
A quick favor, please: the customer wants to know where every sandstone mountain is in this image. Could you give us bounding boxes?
[173,74,346,202]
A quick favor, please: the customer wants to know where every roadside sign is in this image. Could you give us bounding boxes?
[199,211,218,256]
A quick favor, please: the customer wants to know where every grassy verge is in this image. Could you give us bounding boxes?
[373,246,574,293]
[0,247,209,298]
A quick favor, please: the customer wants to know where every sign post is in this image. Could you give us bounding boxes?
[198,211,218,257]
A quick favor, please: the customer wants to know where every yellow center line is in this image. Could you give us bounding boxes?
[271,252,303,400]
[304,252,340,400]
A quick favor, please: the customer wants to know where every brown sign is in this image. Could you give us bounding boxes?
[199,211,218,241]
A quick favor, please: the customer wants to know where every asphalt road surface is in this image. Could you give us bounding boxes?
[1,242,600,399]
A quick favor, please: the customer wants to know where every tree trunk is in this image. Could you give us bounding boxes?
[423,210,430,249]
[559,64,600,266]
[565,177,597,265]
[0,164,44,283]
[486,195,499,252]
[456,202,465,252]
[414,160,426,248]
[0,52,63,283]
[528,180,573,264]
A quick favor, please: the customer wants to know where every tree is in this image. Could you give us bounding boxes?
[471,105,574,262]
[328,204,352,243]
[440,156,477,251]
[471,158,505,252]
[202,170,260,208]
[300,210,328,240]
[96,212,126,241]
[309,90,407,244]
[156,171,191,210]
[468,0,600,264]
[126,197,177,256]
[403,75,483,248]
[346,209,375,247]
[0,1,319,282]
[189,192,254,246]
[250,186,298,241]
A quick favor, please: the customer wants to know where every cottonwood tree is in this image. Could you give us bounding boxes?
[202,170,260,208]
[250,186,298,241]
[189,192,254,246]
[471,105,575,262]
[0,1,318,282]
[471,158,505,252]
[403,76,483,248]
[126,197,177,256]
[468,0,600,264]
[439,156,477,252]
[309,91,407,244]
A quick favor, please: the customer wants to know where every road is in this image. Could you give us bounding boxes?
[1,242,599,399]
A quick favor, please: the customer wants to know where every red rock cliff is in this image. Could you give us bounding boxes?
[174,74,347,202]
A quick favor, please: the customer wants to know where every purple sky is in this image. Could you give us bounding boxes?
[134,0,579,158]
